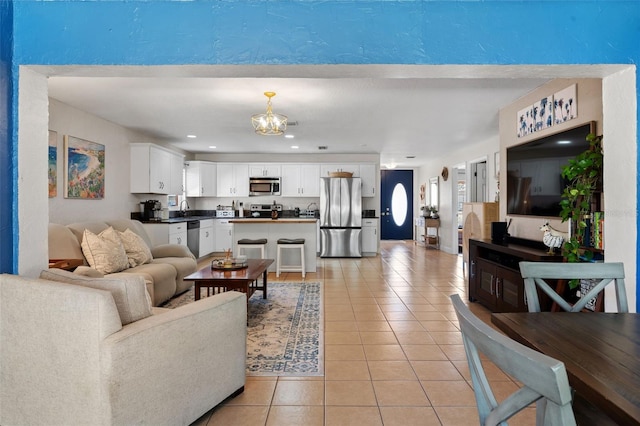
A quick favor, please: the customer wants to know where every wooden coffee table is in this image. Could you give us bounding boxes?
[186,258,274,302]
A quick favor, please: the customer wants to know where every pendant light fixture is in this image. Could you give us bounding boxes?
[251,91,288,136]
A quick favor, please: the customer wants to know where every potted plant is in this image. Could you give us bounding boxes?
[559,133,603,271]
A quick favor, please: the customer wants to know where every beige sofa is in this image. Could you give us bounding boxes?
[0,272,246,426]
[49,219,197,306]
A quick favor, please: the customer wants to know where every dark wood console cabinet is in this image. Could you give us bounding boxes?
[468,238,563,312]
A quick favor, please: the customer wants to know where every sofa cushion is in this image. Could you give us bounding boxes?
[40,268,152,325]
[118,228,153,267]
[81,227,130,274]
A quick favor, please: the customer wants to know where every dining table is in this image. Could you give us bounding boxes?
[491,312,640,425]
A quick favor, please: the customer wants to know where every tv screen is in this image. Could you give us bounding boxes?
[506,122,595,217]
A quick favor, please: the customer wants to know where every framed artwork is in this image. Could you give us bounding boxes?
[554,84,577,125]
[494,151,500,178]
[48,130,58,198]
[516,105,533,137]
[532,95,553,132]
[64,135,105,199]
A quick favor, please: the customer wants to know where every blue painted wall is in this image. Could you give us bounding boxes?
[0,1,14,273]
[3,1,640,301]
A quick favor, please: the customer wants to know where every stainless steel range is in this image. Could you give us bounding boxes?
[250,203,283,218]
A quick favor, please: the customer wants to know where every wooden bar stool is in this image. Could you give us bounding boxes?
[236,238,268,259]
[276,238,305,278]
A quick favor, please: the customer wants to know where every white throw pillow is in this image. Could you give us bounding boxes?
[119,228,153,267]
[81,227,130,274]
[40,268,152,325]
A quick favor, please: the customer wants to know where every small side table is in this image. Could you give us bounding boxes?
[424,218,440,249]
[49,259,84,271]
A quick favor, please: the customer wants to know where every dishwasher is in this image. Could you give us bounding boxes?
[187,220,200,258]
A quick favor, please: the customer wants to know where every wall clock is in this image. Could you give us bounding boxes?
[441,167,449,181]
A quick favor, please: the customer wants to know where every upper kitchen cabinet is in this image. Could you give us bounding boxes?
[281,164,320,197]
[130,143,184,195]
[185,161,217,197]
[359,164,377,198]
[217,163,249,197]
[320,164,360,178]
[249,164,281,178]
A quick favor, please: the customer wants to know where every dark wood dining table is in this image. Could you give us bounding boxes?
[491,312,640,425]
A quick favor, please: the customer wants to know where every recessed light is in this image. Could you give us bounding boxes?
[291,145,299,149]
[285,134,295,139]
[557,140,571,145]
[209,146,216,149]
[187,134,197,138]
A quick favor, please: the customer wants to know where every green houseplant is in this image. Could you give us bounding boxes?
[559,133,603,271]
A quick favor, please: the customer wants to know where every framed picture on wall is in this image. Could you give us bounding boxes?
[554,84,577,125]
[64,135,105,199]
[48,130,58,198]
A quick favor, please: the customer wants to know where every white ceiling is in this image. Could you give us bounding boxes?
[44,64,622,168]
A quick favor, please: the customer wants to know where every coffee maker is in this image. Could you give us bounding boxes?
[142,200,161,221]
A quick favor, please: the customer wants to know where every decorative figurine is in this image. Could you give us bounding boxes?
[540,222,568,254]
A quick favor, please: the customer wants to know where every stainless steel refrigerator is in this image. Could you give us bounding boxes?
[320,177,362,257]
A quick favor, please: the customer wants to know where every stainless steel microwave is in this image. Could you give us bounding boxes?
[249,177,281,196]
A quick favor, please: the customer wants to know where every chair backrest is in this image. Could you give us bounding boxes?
[450,294,576,426]
[519,261,628,313]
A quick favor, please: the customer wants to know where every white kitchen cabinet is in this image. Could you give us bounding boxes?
[362,218,378,256]
[185,161,217,197]
[359,164,377,197]
[281,164,320,197]
[217,164,249,197]
[130,143,184,195]
[320,164,360,178]
[214,219,234,252]
[168,151,185,195]
[143,222,187,247]
[199,219,214,257]
[249,164,281,177]
[169,223,187,246]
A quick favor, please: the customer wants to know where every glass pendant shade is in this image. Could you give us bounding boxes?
[251,92,288,136]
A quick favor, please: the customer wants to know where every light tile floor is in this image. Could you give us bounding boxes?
[193,241,536,426]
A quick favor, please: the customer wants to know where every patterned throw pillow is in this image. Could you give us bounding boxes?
[40,268,152,325]
[80,227,130,274]
[119,228,153,267]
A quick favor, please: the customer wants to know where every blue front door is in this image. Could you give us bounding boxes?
[380,170,413,240]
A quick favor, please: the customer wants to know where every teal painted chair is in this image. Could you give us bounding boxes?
[519,261,628,313]
[450,294,576,425]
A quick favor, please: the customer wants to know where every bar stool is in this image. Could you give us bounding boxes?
[237,238,268,259]
[276,238,305,278]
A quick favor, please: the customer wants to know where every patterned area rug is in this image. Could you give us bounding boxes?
[161,282,323,377]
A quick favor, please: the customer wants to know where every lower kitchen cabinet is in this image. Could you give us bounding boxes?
[361,218,378,256]
[214,219,233,252]
[144,223,187,247]
[199,219,214,258]
[468,238,562,312]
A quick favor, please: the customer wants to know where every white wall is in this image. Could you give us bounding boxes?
[417,135,499,254]
[48,99,158,225]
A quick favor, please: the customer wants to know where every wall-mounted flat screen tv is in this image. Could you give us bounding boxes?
[506,121,596,217]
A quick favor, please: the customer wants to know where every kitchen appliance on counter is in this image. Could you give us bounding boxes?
[320,177,362,257]
[141,200,162,221]
[250,203,282,218]
[249,177,281,196]
[216,205,235,217]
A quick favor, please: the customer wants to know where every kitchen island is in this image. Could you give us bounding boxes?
[230,218,317,274]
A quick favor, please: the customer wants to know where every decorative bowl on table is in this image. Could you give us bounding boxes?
[211,258,248,270]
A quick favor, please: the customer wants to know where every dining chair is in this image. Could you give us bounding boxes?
[450,294,576,425]
[519,261,628,313]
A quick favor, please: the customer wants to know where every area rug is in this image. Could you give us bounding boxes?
[161,282,323,377]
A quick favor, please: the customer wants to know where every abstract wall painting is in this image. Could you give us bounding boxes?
[64,135,105,199]
[532,96,553,132]
[554,84,577,125]
[48,130,58,198]
[516,105,533,137]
